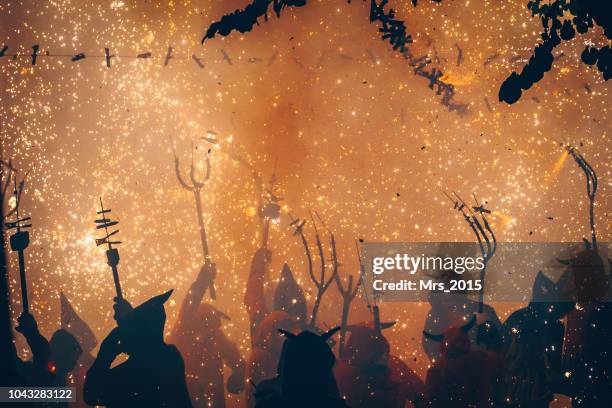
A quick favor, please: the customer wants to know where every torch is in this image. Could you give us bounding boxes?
[94,197,123,299]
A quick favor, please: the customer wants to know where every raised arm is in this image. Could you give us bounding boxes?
[244,248,272,341]
[16,312,50,371]
[169,263,217,346]
[181,263,217,316]
[219,332,246,394]
[84,327,122,406]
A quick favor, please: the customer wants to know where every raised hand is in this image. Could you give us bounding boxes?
[226,369,245,394]
[196,262,217,286]
[15,312,38,336]
[97,327,123,363]
[112,296,133,322]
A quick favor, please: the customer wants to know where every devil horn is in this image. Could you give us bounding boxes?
[278,329,296,338]
[344,322,395,332]
[321,326,341,341]
[582,238,591,250]
[556,257,574,266]
[380,321,396,330]
[461,314,477,332]
[422,330,444,342]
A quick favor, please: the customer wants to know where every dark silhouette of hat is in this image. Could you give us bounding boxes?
[273,263,307,322]
[118,290,173,336]
[422,314,477,342]
[277,328,340,394]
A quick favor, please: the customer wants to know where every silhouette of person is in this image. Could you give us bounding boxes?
[170,264,245,408]
[273,263,307,324]
[245,248,273,344]
[255,328,348,408]
[567,301,612,408]
[561,250,612,407]
[563,250,609,360]
[246,311,298,408]
[244,247,310,407]
[501,318,560,408]
[45,329,83,408]
[423,291,500,362]
[476,320,503,353]
[84,290,191,407]
[0,202,24,388]
[60,292,97,408]
[48,329,82,386]
[14,312,54,386]
[503,271,574,374]
[424,316,500,407]
[335,323,424,408]
[13,309,85,408]
[475,321,505,405]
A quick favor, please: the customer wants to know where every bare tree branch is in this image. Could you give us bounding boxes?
[170,137,216,299]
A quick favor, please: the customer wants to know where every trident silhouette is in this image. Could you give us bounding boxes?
[171,139,216,299]
[443,191,497,313]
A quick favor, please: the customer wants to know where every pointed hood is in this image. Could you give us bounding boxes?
[118,290,173,340]
[60,292,97,352]
[273,263,307,323]
[530,271,574,318]
[343,324,390,366]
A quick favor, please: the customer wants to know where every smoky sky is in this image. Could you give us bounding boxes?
[1,0,610,391]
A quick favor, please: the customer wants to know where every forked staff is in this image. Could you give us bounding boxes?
[170,138,216,299]
[563,144,598,251]
[313,211,364,356]
[289,211,338,330]
[202,133,282,249]
[443,191,497,313]
[353,240,395,337]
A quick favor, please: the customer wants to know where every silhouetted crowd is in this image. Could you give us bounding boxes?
[4,246,611,407]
